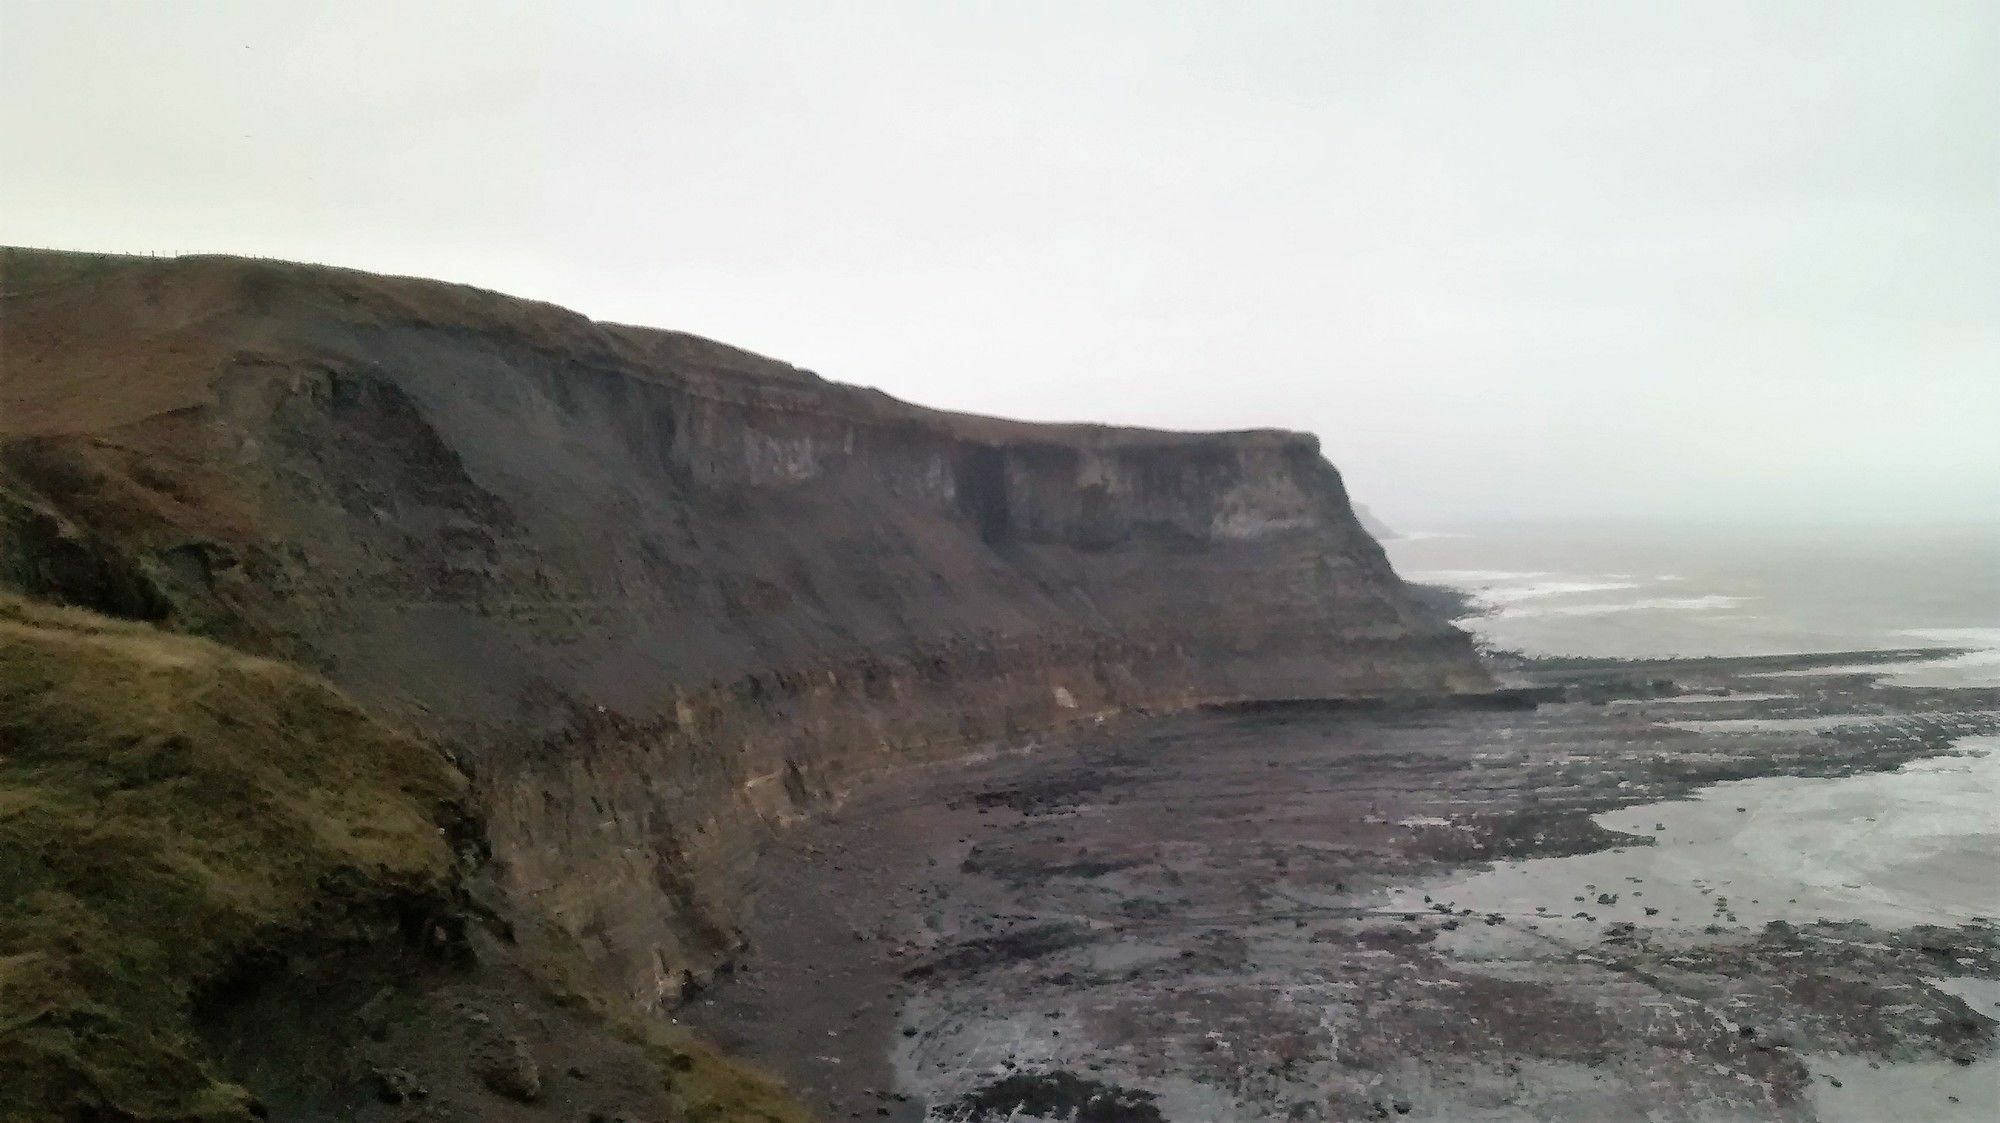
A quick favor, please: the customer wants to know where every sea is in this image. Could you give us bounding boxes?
[1383,518,2000,687]
[1384,519,2000,1118]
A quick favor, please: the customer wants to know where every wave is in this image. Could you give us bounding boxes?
[1479,580,1644,605]
[1494,594,1748,619]
[1406,568,1549,584]
[1901,627,2000,647]
[1748,629,2000,688]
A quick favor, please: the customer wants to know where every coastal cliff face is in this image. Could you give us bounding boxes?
[0,248,1488,1009]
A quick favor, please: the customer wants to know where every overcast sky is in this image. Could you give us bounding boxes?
[4,1,1995,526]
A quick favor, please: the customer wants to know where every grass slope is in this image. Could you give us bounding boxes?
[0,594,813,1122]
[0,594,466,1121]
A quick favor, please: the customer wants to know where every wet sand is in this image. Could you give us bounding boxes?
[684,656,2000,1121]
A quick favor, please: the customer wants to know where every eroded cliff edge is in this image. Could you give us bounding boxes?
[0,247,1488,1012]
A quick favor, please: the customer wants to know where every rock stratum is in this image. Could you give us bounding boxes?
[0,247,1484,1118]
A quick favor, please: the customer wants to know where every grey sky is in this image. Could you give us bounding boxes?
[5,1,1995,526]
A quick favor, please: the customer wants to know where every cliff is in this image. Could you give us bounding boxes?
[0,247,1488,1016]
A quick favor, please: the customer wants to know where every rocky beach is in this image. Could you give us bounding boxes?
[687,649,1999,1121]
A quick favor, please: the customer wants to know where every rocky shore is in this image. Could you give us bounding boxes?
[686,653,1999,1121]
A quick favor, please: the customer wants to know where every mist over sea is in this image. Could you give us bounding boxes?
[1384,519,2000,686]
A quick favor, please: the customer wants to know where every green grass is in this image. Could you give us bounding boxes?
[634,1021,817,1123]
[520,914,813,1122]
[0,593,815,1121]
[0,594,467,1121]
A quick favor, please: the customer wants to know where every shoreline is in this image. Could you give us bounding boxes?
[684,648,2000,1121]
[1494,645,1976,674]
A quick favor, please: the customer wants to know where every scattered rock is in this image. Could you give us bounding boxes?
[473,1034,542,1102]
[955,1071,1162,1122]
[355,987,397,1042]
[371,1067,425,1104]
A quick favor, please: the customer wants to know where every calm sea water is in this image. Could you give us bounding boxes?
[1383,519,2000,685]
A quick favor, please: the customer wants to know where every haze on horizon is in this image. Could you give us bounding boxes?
[4,1,1995,528]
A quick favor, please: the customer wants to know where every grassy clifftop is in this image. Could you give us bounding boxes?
[0,594,467,1120]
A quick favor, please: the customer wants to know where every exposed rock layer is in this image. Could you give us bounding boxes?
[0,248,1487,1007]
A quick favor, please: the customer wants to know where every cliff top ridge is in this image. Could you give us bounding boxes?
[1,245,1317,456]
